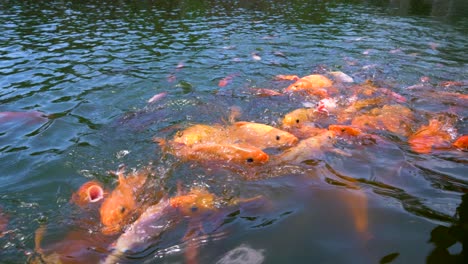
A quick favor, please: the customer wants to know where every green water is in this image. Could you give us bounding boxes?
[0,0,467,263]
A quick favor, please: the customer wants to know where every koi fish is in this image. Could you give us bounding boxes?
[453,135,468,150]
[147,92,167,104]
[169,187,216,216]
[99,167,151,235]
[351,105,415,137]
[71,181,105,208]
[229,121,298,149]
[157,139,269,165]
[314,98,338,115]
[218,74,238,87]
[102,199,177,264]
[408,119,453,154]
[274,75,299,81]
[274,130,338,164]
[328,124,379,145]
[188,143,269,165]
[0,207,8,238]
[32,225,115,264]
[172,124,228,147]
[0,111,48,124]
[284,74,334,98]
[249,88,283,97]
[328,71,354,83]
[282,108,316,128]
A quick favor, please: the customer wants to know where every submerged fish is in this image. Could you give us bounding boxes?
[408,119,454,154]
[102,199,176,264]
[32,225,114,264]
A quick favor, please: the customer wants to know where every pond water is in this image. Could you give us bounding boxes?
[0,0,467,263]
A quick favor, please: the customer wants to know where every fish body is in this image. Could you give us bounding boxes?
[408,119,453,154]
[285,74,334,98]
[351,105,414,137]
[102,199,176,264]
[172,124,228,146]
[275,131,337,164]
[169,188,217,216]
[189,143,270,165]
[229,121,298,149]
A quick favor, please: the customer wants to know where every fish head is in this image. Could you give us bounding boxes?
[285,79,309,92]
[99,186,135,234]
[267,128,299,148]
[243,147,269,165]
[71,181,105,207]
[282,108,312,127]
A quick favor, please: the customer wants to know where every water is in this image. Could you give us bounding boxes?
[0,0,467,263]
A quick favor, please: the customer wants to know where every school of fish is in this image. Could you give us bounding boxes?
[27,71,467,264]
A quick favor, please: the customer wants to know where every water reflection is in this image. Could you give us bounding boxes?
[427,193,468,263]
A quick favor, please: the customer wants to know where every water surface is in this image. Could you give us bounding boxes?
[0,0,467,263]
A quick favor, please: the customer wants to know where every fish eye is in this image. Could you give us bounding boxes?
[296,119,300,124]
[341,128,345,132]
[246,158,254,163]
[276,135,281,140]
[119,206,126,214]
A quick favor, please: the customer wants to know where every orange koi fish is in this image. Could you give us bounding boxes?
[172,124,228,147]
[99,168,150,234]
[285,74,334,98]
[169,187,217,216]
[229,121,298,149]
[408,119,453,154]
[282,108,316,128]
[351,105,415,137]
[453,135,468,150]
[157,138,269,165]
[71,181,105,208]
[274,130,339,164]
[218,73,238,87]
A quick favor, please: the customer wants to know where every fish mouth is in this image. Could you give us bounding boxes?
[87,185,104,203]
